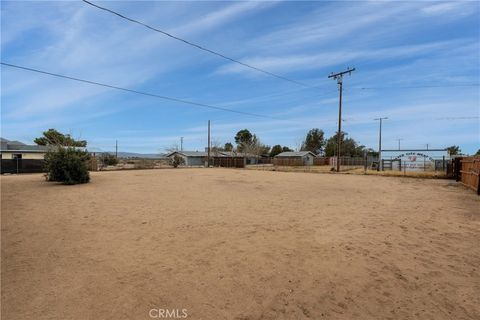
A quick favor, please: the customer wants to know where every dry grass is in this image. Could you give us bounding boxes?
[248,164,448,178]
[100,158,170,170]
[348,168,448,179]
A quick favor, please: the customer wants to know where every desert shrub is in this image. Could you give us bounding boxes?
[134,159,155,169]
[169,155,185,168]
[99,153,118,166]
[44,147,91,185]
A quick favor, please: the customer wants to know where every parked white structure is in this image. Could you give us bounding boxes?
[166,151,208,166]
[275,151,316,166]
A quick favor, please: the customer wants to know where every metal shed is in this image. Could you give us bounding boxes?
[166,151,208,166]
[274,151,316,166]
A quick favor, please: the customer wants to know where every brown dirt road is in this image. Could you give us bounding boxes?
[1,169,479,319]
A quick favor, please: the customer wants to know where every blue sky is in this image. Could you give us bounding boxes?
[1,1,479,154]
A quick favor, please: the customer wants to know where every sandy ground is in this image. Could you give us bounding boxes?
[1,169,479,320]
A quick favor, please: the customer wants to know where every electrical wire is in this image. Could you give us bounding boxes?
[81,0,320,89]
[1,62,280,119]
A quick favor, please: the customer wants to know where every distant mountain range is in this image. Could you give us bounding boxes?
[1,138,167,159]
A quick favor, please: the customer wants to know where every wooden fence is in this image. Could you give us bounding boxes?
[0,159,45,174]
[313,157,329,165]
[454,157,480,195]
[272,157,370,167]
[212,156,245,168]
[89,157,99,171]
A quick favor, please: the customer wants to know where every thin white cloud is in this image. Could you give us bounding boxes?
[216,39,473,75]
[174,1,279,36]
[421,2,471,15]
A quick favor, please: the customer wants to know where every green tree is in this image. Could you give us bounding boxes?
[234,129,253,152]
[38,129,91,185]
[224,142,233,151]
[325,132,343,157]
[324,132,365,157]
[270,145,293,157]
[34,129,87,147]
[270,145,283,157]
[447,145,461,156]
[475,149,480,156]
[44,147,91,185]
[301,128,325,155]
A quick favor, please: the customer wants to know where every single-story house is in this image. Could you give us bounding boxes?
[0,138,49,159]
[166,151,208,166]
[274,151,316,166]
[218,151,260,165]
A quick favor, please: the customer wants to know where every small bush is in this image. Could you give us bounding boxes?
[134,159,155,169]
[100,153,119,166]
[44,147,91,185]
[169,155,185,168]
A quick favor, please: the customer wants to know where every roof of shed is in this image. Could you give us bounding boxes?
[275,151,316,157]
[167,151,208,157]
[218,151,259,157]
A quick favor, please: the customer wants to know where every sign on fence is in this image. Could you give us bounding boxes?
[381,149,449,171]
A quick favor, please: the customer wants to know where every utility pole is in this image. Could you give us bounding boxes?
[397,138,403,150]
[374,117,388,171]
[115,140,118,158]
[180,137,183,151]
[207,120,211,167]
[426,143,429,150]
[328,67,355,172]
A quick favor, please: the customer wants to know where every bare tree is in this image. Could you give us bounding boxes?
[164,143,179,154]
[293,136,304,152]
[241,135,269,157]
[210,138,224,157]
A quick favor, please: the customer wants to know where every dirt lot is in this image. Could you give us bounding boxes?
[2,169,479,320]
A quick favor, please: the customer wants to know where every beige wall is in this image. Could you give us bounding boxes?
[1,152,46,160]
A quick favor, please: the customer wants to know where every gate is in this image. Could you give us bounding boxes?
[382,159,401,171]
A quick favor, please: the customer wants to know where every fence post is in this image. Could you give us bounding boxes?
[364,151,367,173]
[455,158,461,182]
[477,171,480,195]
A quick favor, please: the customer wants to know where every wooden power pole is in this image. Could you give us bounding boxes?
[207,120,211,167]
[374,117,388,171]
[328,67,355,172]
[397,138,403,150]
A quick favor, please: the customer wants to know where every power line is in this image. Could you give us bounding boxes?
[81,0,318,89]
[328,67,355,172]
[1,62,278,119]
